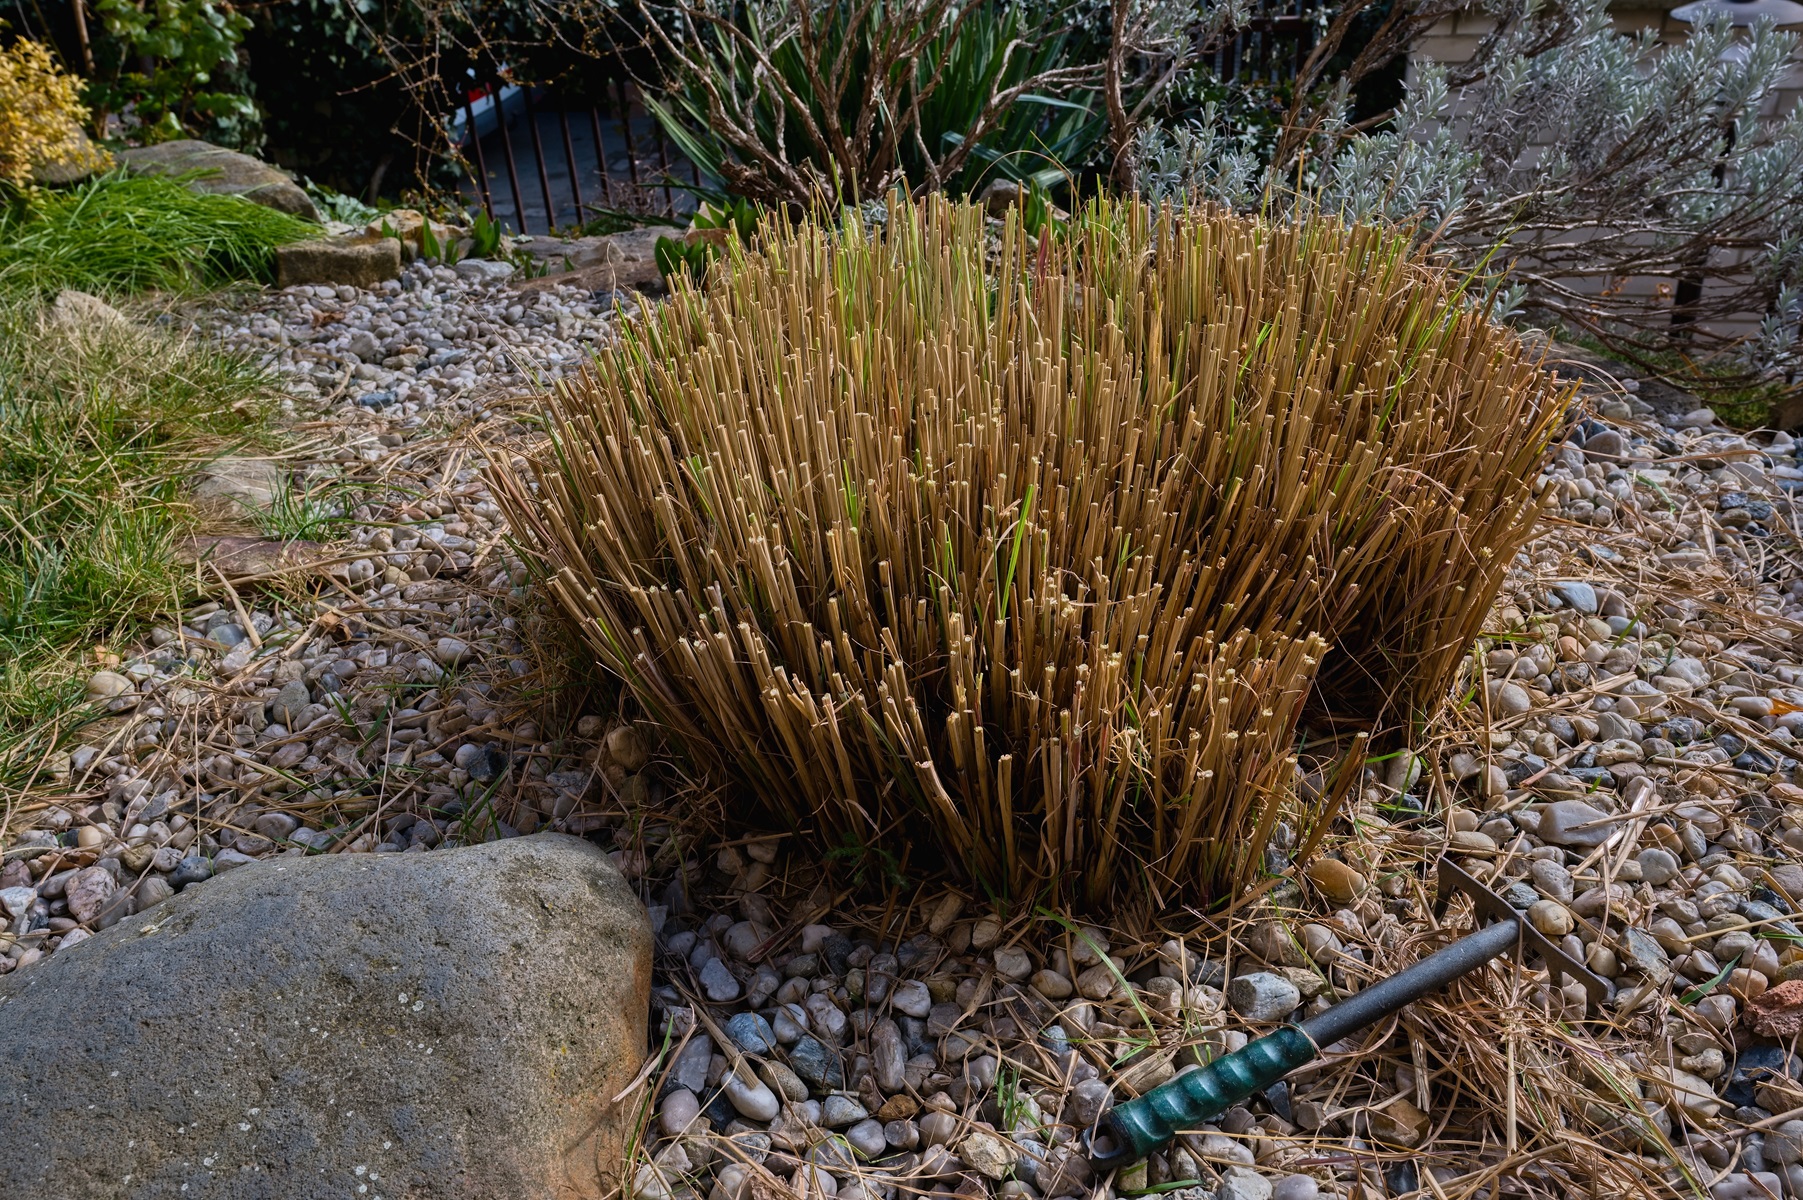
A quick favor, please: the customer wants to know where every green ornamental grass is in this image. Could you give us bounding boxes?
[0,170,314,296]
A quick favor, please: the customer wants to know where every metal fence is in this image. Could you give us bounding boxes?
[1207,10,1322,84]
[458,78,693,235]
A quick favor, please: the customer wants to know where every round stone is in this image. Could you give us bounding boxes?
[85,670,132,700]
[845,1118,887,1159]
[891,979,932,1018]
[1637,848,1680,886]
[821,1094,867,1127]
[1272,1176,1320,1200]
[1305,858,1367,904]
[1528,900,1574,937]
[659,1088,701,1137]
[725,1012,777,1055]
[723,1072,779,1122]
[992,945,1032,980]
[1492,681,1532,716]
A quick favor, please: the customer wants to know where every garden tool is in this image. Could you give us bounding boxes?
[1083,857,1608,1170]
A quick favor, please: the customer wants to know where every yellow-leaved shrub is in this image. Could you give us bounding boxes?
[0,39,110,186]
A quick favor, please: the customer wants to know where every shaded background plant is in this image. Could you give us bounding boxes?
[1138,0,1803,392]
[497,195,1564,908]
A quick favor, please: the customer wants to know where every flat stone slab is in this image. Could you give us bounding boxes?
[0,833,652,1199]
[119,139,319,221]
[175,534,327,579]
[276,235,402,289]
[193,455,285,511]
[513,227,668,295]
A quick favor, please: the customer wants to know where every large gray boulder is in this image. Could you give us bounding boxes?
[120,139,319,221]
[0,833,651,1199]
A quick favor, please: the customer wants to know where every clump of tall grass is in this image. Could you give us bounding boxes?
[0,171,313,296]
[499,196,1567,905]
[0,292,272,770]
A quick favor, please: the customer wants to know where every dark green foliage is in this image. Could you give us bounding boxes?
[640,0,1107,208]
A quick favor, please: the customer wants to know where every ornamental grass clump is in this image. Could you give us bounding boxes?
[499,196,1567,906]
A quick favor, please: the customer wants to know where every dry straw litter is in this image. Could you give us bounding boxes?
[498,195,1570,906]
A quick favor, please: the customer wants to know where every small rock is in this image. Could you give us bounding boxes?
[134,877,175,911]
[1367,1097,1431,1147]
[1305,858,1367,904]
[605,724,650,772]
[1637,848,1681,886]
[453,259,515,283]
[788,1035,843,1091]
[871,1019,905,1092]
[1216,1166,1274,1200]
[169,856,213,890]
[212,849,259,873]
[1226,972,1301,1022]
[195,455,285,511]
[1619,928,1671,981]
[1491,681,1532,717]
[1651,1064,1724,1118]
[1583,430,1629,462]
[1529,858,1575,903]
[85,671,132,700]
[1712,1173,1785,1200]
[1553,581,1599,614]
[700,957,741,1002]
[254,812,300,841]
[725,1011,777,1055]
[1067,1078,1111,1126]
[1528,900,1574,937]
[435,637,472,667]
[269,679,312,727]
[1271,1177,1319,1200]
[64,867,118,924]
[1748,980,1803,1039]
[821,1095,868,1127]
[1538,800,1613,848]
[0,886,36,919]
[846,1118,887,1158]
[892,979,932,1018]
[959,1129,1017,1180]
[723,1071,780,1122]
[660,1089,702,1137]
[1767,1120,1803,1166]
[993,945,1032,980]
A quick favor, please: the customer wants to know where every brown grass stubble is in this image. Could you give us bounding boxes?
[496,194,1570,907]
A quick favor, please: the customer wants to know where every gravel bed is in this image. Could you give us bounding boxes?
[6,265,1803,1198]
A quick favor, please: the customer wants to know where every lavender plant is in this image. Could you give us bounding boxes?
[1137,0,1803,385]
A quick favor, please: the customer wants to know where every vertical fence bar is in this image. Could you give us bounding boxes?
[657,132,673,211]
[589,108,614,206]
[493,77,528,235]
[522,85,557,231]
[558,107,585,226]
[465,87,495,222]
[618,79,641,186]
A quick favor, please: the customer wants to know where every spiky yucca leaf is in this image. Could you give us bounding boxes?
[498,196,1566,906]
